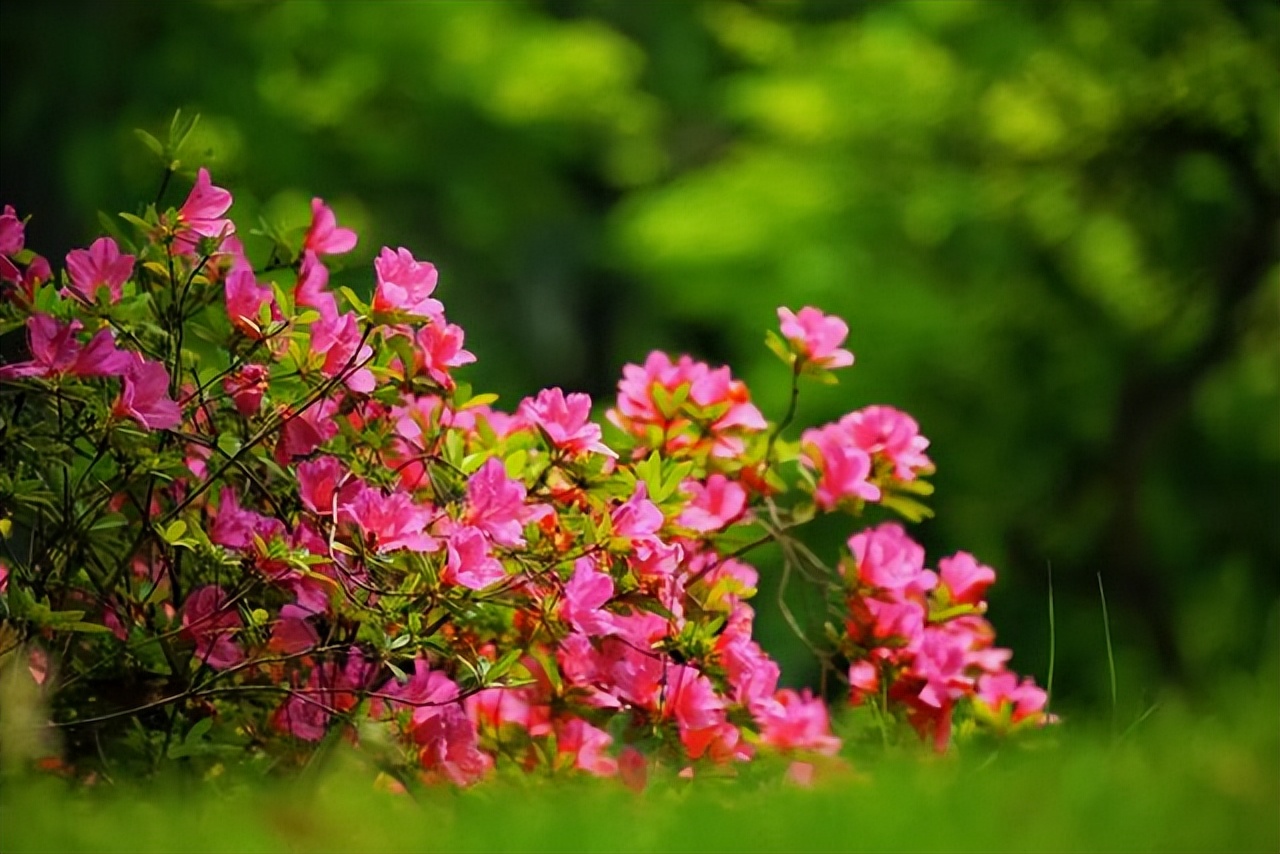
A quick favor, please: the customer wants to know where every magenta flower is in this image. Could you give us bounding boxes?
[275,399,340,464]
[443,526,506,590]
[559,557,617,637]
[842,405,933,481]
[113,356,182,431]
[268,604,320,656]
[295,250,338,320]
[372,246,443,320]
[65,237,134,303]
[310,309,375,392]
[777,306,854,369]
[976,671,1050,725]
[273,651,374,742]
[181,585,245,671]
[938,551,996,606]
[555,718,618,777]
[677,474,748,533]
[0,205,24,256]
[303,197,357,256]
[222,363,268,417]
[224,265,281,339]
[346,486,439,553]
[0,315,132,380]
[847,523,933,595]
[756,688,842,756]
[465,457,541,548]
[518,387,617,458]
[801,423,881,509]
[175,168,235,253]
[297,455,362,517]
[413,320,475,390]
[209,487,285,552]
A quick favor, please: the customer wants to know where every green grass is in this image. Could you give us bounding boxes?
[4,664,1277,854]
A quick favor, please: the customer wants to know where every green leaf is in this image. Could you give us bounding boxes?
[65,621,114,634]
[160,520,188,544]
[338,286,368,315]
[878,493,935,523]
[765,329,796,365]
[133,128,165,161]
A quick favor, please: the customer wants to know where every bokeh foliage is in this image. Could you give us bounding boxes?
[2,0,1277,713]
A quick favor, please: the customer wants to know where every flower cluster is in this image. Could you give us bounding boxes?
[841,524,1051,749]
[0,163,1048,788]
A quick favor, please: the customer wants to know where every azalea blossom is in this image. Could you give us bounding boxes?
[303,197,357,256]
[181,586,245,671]
[518,387,616,458]
[113,356,182,431]
[174,167,235,253]
[64,237,134,303]
[372,246,443,319]
[0,315,131,380]
[777,306,854,369]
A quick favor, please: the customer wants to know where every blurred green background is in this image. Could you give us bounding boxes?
[2,0,1277,718]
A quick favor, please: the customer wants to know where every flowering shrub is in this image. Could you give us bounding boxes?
[0,137,1049,787]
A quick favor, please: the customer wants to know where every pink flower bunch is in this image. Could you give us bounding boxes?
[0,166,1050,790]
[841,523,1049,750]
[801,405,933,510]
[0,205,52,302]
[607,351,767,463]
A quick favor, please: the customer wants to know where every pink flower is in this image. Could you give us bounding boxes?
[518,388,617,458]
[677,474,748,533]
[175,168,235,253]
[938,551,996,606]
[0,315,131,380]
[413,320,474,390]
[0,205,24,256]
[777,306,854,369]
[665,664,725,736]
[465,457,542,548]
[718,631,780,713]
[303,198,357,256]
[297,456,362,517]
[273,651,374,742]
[611,482,664,541]
[372,247,443,320]
[912,626,974,709]
[556,718,618,777]
[275,399,340,464]
[222,363,268,417]
[756,688,842,756]
[559,557,616,637]
[114,356,182,431]
[181,586,245,671]
[842,405,932,481]
[347,487,440,554]
[847,523,933,595]
[309,310,375,392]
[209,487,285,552]
[618,746,648,792]
[295,251,338,320]
[444,526,506,590]
[607,352,766,460]
[414,704,492,786]
[65,237,134,303]
[268,604,320,656]
[976,671,1049,725]
[801,423,881,509]
[225,265,281,339]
